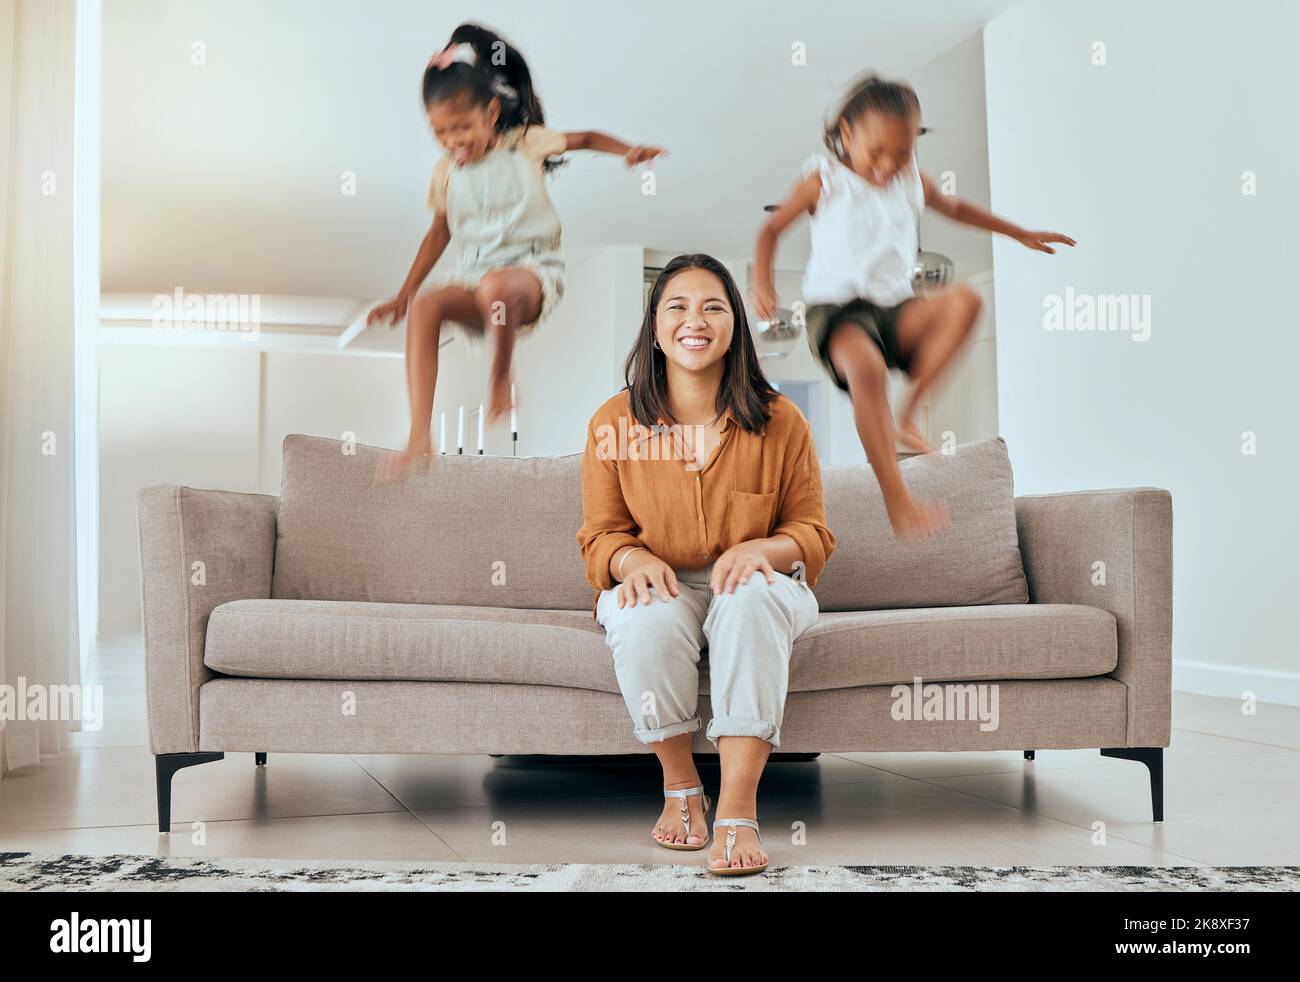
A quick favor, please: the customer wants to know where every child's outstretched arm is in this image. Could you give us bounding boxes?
[752,172,822,320]
[367,212,452,327]
[562,131,667,168]
[920,171,1075,254]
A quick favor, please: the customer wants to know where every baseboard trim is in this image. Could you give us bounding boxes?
[1174,659,1300,707]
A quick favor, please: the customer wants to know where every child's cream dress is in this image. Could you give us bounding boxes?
[425,125,567,333]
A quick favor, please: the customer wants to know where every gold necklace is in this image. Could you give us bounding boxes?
[678,409,724,427]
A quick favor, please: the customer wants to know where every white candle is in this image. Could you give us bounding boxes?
[457,405,465,452]
[439,413,446,454]
[477,404,485,453]
[510,384,517,433]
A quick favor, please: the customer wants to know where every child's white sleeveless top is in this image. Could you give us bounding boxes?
[799,152,923,308]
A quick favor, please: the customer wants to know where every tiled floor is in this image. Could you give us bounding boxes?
[1,637,1297,868]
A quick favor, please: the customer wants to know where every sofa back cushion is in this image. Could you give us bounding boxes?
[272,435,593,610]
[272,434,1028,613]
[814,438,1029,611]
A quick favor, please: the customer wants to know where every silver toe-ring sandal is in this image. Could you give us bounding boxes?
[654,786,712,851]
[708,818,768,875]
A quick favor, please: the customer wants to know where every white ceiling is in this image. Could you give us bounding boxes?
[102,0,1016,301]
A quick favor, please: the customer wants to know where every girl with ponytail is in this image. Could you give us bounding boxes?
[370,23,666,478]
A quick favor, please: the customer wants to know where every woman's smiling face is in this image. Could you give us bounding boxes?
[654,267,734,374]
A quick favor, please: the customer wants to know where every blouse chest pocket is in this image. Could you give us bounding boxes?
[726,488,778,546]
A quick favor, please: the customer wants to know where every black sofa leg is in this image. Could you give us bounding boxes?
[155,752,224,833]
[1100,747,1164,822]
[1023,750,1035,761]
[255,752,267,766]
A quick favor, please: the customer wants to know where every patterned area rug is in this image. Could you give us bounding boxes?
[3,853,1298,891]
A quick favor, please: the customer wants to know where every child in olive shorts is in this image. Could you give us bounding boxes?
[804,298,915,380]
[753,73,1073,539]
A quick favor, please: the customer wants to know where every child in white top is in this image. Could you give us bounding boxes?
[754,74,1073,540]
[369,23,665,478]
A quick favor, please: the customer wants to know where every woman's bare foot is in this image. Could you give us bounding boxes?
[376,437,434,483]
[652,778,709,848]
[885,493,949,541]
[896,414,936,454]
[708,817,767,872]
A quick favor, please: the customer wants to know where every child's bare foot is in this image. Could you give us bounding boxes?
[885,494,949,541]
[375,438,434,483]
[897,414,936,454]
[487,371,512,424]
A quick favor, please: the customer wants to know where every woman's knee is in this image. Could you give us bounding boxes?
[706,574,816,644]
[602,598,702,666]
[708,574,784,620]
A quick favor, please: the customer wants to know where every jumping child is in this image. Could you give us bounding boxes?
[753,74,1073,539]
[369,23,666,477]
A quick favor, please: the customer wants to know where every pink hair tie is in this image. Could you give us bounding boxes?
[428,42,476,71]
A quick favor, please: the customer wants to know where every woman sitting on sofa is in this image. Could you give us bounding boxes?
[577,253,835,876]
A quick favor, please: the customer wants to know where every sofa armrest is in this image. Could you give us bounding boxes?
[1014,488,1172,747]
[137,486,278,754]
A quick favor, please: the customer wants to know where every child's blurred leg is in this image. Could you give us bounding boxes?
[473,269,543,423]
[828,323,948,540]
[894,283,982,452]
[379,285,479,481]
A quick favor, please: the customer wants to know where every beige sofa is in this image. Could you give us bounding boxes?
[137,435,1172,833]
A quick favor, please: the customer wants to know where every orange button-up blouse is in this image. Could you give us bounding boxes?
[576,390,836,596]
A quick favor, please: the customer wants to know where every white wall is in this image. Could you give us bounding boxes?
[985,0,1300,702]
[913,32,995,282]
[911,32,999,451]
[260,351,408,491]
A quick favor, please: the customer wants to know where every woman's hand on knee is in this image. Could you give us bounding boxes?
[617,553,679,608]
[710,544,776,595]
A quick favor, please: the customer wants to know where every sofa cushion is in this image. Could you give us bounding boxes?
[207,599,612,690]
[272,435,592,610]
[204,599,1116,693]
[272,434,1027,612]
[815,438,1029,611]
[788,603,1116,691]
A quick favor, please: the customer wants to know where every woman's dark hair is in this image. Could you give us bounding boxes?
[625,254,777,435]
[422,23,562,172]
[824,72,921,163]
